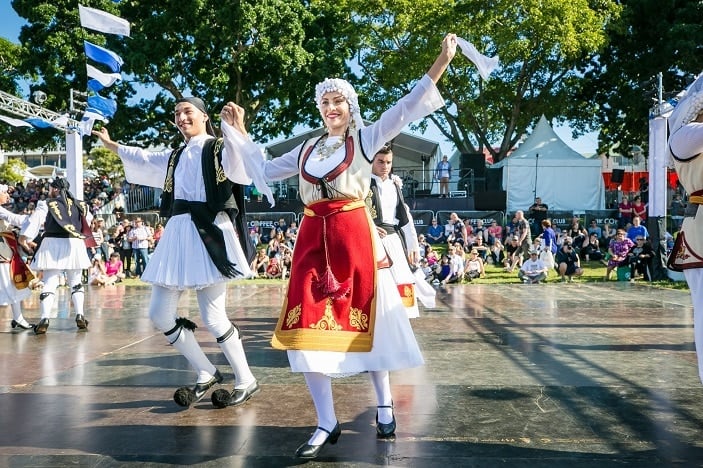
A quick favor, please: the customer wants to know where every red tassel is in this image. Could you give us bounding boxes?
[315,266,351,300]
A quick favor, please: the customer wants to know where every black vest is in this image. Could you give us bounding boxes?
[160,138,255,263]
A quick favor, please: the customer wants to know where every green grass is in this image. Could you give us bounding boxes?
[115,261,689,291]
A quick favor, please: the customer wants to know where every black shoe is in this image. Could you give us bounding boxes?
[75,314,89,330]
[295,422,341,459]
[193,370,223,402]
[212,380,259,408]
[376,405,396,439]
[34,318,50,335]
[11,319,34,330]
[174,370,224,407]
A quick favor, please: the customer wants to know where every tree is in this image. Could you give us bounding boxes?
[572,0,703,156]
[0,158,29,183]
[86,146,124,180]
[344,0,621,163]
[11,0,355,153]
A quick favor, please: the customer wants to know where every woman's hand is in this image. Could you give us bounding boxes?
[221,102,247,136]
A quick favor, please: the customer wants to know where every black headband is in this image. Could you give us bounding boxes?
[176,97,216,136]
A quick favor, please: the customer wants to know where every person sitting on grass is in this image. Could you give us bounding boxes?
[555,239,584,283]
[464,249,485,281]
[503,235,522,273]
[605,229,634,281]
[518,249,548,284]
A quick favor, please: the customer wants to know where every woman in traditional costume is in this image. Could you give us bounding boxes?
[221,33,458,458]
[667,72,703,383]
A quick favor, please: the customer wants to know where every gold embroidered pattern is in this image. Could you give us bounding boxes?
[285,304,302,328]
[675,244,690,261]
[310,298,343,331]
[66,198,73,216]
[215,160,226,183]
[48,201,62,220]
[348,307,368,331]
[364,189,376,219]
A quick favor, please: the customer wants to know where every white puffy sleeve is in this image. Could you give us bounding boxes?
[117,146,172,188]
[221,121,300,207]
[0,206,29,228]
[20,200,48,240]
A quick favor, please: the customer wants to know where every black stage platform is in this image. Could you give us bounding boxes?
[2,281,703,466]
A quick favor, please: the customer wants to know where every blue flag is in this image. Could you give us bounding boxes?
[87,95,118,119]
[87,79,105,93]
[24,118,55,129]
[84,41,124,73]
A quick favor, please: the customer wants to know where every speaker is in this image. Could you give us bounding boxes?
[611,169,625,183]
[485,168,503,191]
[474,190,506,211]
[460,152,486,178]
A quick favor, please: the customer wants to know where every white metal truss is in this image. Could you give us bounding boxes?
[0,90,79,131]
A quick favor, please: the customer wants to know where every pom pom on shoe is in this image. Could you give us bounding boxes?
[211,388,231,408]
[174,387,195,407]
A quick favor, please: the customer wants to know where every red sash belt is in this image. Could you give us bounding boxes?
[271,199,377,352]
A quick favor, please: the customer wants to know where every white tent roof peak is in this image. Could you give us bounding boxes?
[494,115,598,167]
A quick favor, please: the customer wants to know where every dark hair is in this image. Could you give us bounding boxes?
[376,143,392,156]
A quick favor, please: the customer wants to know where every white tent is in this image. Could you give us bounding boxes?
[491,115,605,212]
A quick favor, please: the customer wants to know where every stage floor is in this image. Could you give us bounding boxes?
[2,281,702,467]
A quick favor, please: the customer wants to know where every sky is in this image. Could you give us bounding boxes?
[0,2,599,156]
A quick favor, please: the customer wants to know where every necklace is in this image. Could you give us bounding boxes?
[315,135,345,161]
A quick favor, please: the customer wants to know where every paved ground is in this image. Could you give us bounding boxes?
[1,280,702,467]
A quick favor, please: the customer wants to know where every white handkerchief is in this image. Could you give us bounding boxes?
[456,37,499,80]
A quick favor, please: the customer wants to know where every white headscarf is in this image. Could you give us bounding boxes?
[669,72,703,135]
[315,78,365,131]
[0,184,8,194]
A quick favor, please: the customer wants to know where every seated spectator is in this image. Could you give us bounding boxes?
[280,247,293,280]
[442,245,465,285]
[473,220,487,244]
[580,233,605,262]
[88,255,117,286]
[265,256,282,279]
[626,216,649,242]
[627,236,653,281]
[486,219,503,245]
[250,248,269,278]
[555,240,584,282]
[605,229,634,280]
[471,236,489,261]
[518,249,548,284]
[417,233,430,258]
[587,219,603,240]
[431,254,451,285]
[602,222,616,247]
[503,235,522,273]
[104,252,126,282]
[426,218,445,244]
[566,217,587,251]
[489,238,504,266]
[419,258,434,281]
[464,249,485,281]
[285,221,298,247]
[249,226,261,247]
[425,244,439,267]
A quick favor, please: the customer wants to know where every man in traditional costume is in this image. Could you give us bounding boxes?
[667,72,703,384]
[221,33,459,458]
[19,178,93,334]
[92,97,259,407]
[367,145,435,317]
[0,184,35,331]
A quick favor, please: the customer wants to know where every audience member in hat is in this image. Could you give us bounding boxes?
[555,238,584,282]
[518,249,548,284]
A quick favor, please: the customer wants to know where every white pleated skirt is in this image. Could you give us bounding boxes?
[141,212,253,290]
[0,263,32,304]
[32,237,91,271]
[286,268,425,376]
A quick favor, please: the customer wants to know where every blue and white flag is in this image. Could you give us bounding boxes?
[24,118,55,129]
[77,110,108,137]
[0,115,34,128]
[88,79,105,93]
[87,94,118,119]
[78,5,130,37]
[84,41,124,73]
[86,64,121,88]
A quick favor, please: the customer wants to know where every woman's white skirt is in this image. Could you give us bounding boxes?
[286,268,424,376]
[382,233,420,318]
[141,212,253,290]
[32,237,91,271]
[0,263,31,304]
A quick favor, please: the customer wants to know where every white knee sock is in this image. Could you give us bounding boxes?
[303,372,337,445]
[11,302,29,327]
[67,270,84,316]
[369,370,394,424]
[217,327,255,389]
[170,328,217,383]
